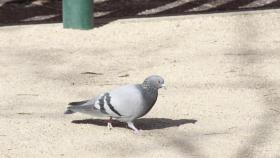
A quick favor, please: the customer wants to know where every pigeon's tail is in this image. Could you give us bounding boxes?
[64,108,75,114]
[64,100,89,114]
[68,100,89,106]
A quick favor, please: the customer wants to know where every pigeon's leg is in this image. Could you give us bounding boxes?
[107,117,113,130]
[127,122,139,132]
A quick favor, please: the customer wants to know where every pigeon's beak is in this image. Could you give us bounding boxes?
[161,84,167,90]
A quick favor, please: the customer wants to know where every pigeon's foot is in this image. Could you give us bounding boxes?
[107,117,113,130]
[127,122,139,132]
[107,122,113,130]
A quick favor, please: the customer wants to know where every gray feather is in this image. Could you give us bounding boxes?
[135,84,158,117]
[68,100,89,106]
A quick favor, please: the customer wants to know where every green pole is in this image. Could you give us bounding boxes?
[62,0,93,30]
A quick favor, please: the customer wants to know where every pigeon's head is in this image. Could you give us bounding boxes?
[143,75,165,89]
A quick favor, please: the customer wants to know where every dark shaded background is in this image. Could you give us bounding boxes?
[1,0,280,26]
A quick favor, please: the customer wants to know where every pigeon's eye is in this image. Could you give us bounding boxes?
[158,81,160,83]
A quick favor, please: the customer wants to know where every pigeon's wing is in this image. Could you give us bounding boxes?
[98,84,146,119]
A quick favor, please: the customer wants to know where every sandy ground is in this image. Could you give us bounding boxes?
[0,9,280,158]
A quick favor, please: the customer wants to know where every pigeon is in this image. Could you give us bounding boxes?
[65,75,165,132]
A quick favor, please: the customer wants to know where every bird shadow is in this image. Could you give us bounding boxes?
[72,118,197,130]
